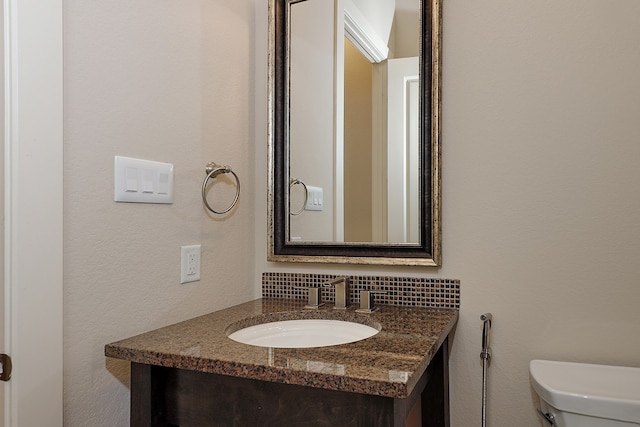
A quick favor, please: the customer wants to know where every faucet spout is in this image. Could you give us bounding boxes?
[325,276,350,310]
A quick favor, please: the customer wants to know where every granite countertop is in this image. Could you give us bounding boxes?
[105,298,458,399]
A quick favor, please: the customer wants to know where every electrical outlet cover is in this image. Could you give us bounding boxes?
[180,245,201,284]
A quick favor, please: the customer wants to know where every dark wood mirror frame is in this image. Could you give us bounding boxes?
[267,0,442,266]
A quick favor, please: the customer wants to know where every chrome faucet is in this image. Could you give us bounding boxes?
[325,276,350,310]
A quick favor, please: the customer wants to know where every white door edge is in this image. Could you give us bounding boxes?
[3,0,64,425]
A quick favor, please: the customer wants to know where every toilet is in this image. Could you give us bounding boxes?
[530,360,640,426]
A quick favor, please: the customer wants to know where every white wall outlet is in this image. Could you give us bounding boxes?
[180,245,201,284]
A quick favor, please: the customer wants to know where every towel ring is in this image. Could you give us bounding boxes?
[202,162,240,214]
[289,178,308,216]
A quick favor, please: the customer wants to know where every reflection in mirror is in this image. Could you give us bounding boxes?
[289,0,335,242]
[289,0,420,244]
[269,0,442,265]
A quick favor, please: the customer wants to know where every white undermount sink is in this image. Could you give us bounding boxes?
[227,319,379,348]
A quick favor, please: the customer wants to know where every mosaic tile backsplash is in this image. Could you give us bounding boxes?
[262,272,460,309]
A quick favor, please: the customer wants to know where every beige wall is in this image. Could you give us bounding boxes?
[441,1,640,424]
[62,0,640,425]
[63,0,259,425]
[344,38,373,242]
[255,1,640,427]
[351,0,395,46]
[388,0,419,59]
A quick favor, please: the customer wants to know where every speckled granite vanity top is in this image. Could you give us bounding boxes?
[105,298,458,399]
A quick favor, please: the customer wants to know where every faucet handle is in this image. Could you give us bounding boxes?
[356,290,387,313]
[294,286,324,309]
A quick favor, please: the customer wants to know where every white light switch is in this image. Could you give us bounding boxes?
[305,186,323,211]
[114,156,174,204]
[125,167,138,192]
[158,173,170,195]
[142,169,154,193]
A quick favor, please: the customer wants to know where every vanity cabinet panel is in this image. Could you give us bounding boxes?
[130,340,449,427]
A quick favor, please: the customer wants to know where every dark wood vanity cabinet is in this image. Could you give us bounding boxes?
[130,339,449,427]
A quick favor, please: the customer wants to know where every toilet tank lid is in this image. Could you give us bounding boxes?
[529,360,640,423]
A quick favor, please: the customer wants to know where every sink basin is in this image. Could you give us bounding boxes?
[227,319,379,348]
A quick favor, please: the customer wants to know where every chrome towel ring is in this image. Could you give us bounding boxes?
[289,178,308,216]
[202,162,240,214]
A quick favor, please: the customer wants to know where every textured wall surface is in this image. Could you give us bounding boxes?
[254,1,640,426]
[63,1,258,425]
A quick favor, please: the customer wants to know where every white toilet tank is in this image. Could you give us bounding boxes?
[530,360,640,427]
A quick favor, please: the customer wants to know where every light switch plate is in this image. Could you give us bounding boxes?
[305,186,323,211]
[114,156,174,204]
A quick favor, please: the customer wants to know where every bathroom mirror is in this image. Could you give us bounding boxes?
[268,0,441,266]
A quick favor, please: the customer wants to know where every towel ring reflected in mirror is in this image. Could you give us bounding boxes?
[202,162,240,214]
[289,178,308,216]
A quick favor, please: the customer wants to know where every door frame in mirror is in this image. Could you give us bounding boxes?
[267,0,442,266]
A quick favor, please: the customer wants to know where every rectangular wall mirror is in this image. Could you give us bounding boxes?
[268,0,442,266]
